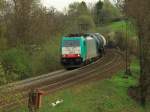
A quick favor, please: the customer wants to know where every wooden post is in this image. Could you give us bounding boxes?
[28,89,44,112]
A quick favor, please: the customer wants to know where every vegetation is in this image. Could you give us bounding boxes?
[0,0,124,85]
[93,0,122,26]
[15,59,150,112]
[1,0,149,110]
[124,0,150,105]
[97,20,138,55]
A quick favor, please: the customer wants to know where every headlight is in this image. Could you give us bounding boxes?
[62,54,66,58]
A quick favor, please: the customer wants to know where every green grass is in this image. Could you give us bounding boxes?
[15,58,150,112]
[130,58,140,79]
[39,76,142,112]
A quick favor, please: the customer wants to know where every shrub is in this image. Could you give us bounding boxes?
[31,39,62,76]
[113,31,138,55]
[0,63,7,85]
[115,31,126,50]
[0,48,32,82]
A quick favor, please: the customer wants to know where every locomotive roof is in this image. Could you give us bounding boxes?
[65,33,89,38]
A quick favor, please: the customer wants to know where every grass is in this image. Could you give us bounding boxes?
[15,58,150,112]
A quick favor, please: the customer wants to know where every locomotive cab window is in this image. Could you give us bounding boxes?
[63,40,80,47]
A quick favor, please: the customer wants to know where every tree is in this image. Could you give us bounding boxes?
[101,0,121,23]
[125,0,150,106]
[67,1,95,33]
[113,0,124,10]
[7,0,40,45]
[0,0,8,50]
[78,15,95,32]
[93,0,103,26]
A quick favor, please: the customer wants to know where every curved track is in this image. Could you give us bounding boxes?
[0,49,125,112]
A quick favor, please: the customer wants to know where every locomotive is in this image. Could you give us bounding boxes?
[61,33,106,69]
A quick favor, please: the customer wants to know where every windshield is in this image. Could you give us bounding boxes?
[63,40,80,47]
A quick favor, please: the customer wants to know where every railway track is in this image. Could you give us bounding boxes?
[0,49,125,112]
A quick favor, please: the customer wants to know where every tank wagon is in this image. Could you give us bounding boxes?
[87,33,106,55]
[61,33,106,69]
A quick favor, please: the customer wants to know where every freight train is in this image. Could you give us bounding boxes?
[61,33,106,69]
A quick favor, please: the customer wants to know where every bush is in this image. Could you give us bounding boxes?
[31,39,62,76]
[0,48,32,82]
[0,37,7,51]
[0,37,63,85]
[0,63,7,85]
[110,31,138,55]
[115,31,126,50]
[77,15,96,32]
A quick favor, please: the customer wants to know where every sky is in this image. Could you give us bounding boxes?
[41,0,114,12]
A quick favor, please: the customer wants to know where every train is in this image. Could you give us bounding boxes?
[60,33,106,69]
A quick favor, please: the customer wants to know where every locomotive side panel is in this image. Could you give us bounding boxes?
[85,36,98,60]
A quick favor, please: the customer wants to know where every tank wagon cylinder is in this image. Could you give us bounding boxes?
[87,33,106,53]
[94,33,106,48]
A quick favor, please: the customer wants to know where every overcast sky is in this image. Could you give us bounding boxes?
[41,0,114,11]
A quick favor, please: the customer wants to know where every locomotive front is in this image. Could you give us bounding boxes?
[61,36,86,68]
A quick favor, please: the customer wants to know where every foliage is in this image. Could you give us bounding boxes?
[0,37,63,85]
[114,31,126,50]
[107,21,137,37]
[113,31,137,54]
[31,38,62,76]
[92,0,122,25]
[93,0,103,26]
[77,15,95,32]
[0,48,32,83]
[97,21,138,55]
[0,63,7,85]
[100,0,122,23]
[0,0,66,85]
[0,37,7,51]
[66,1,96,33]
